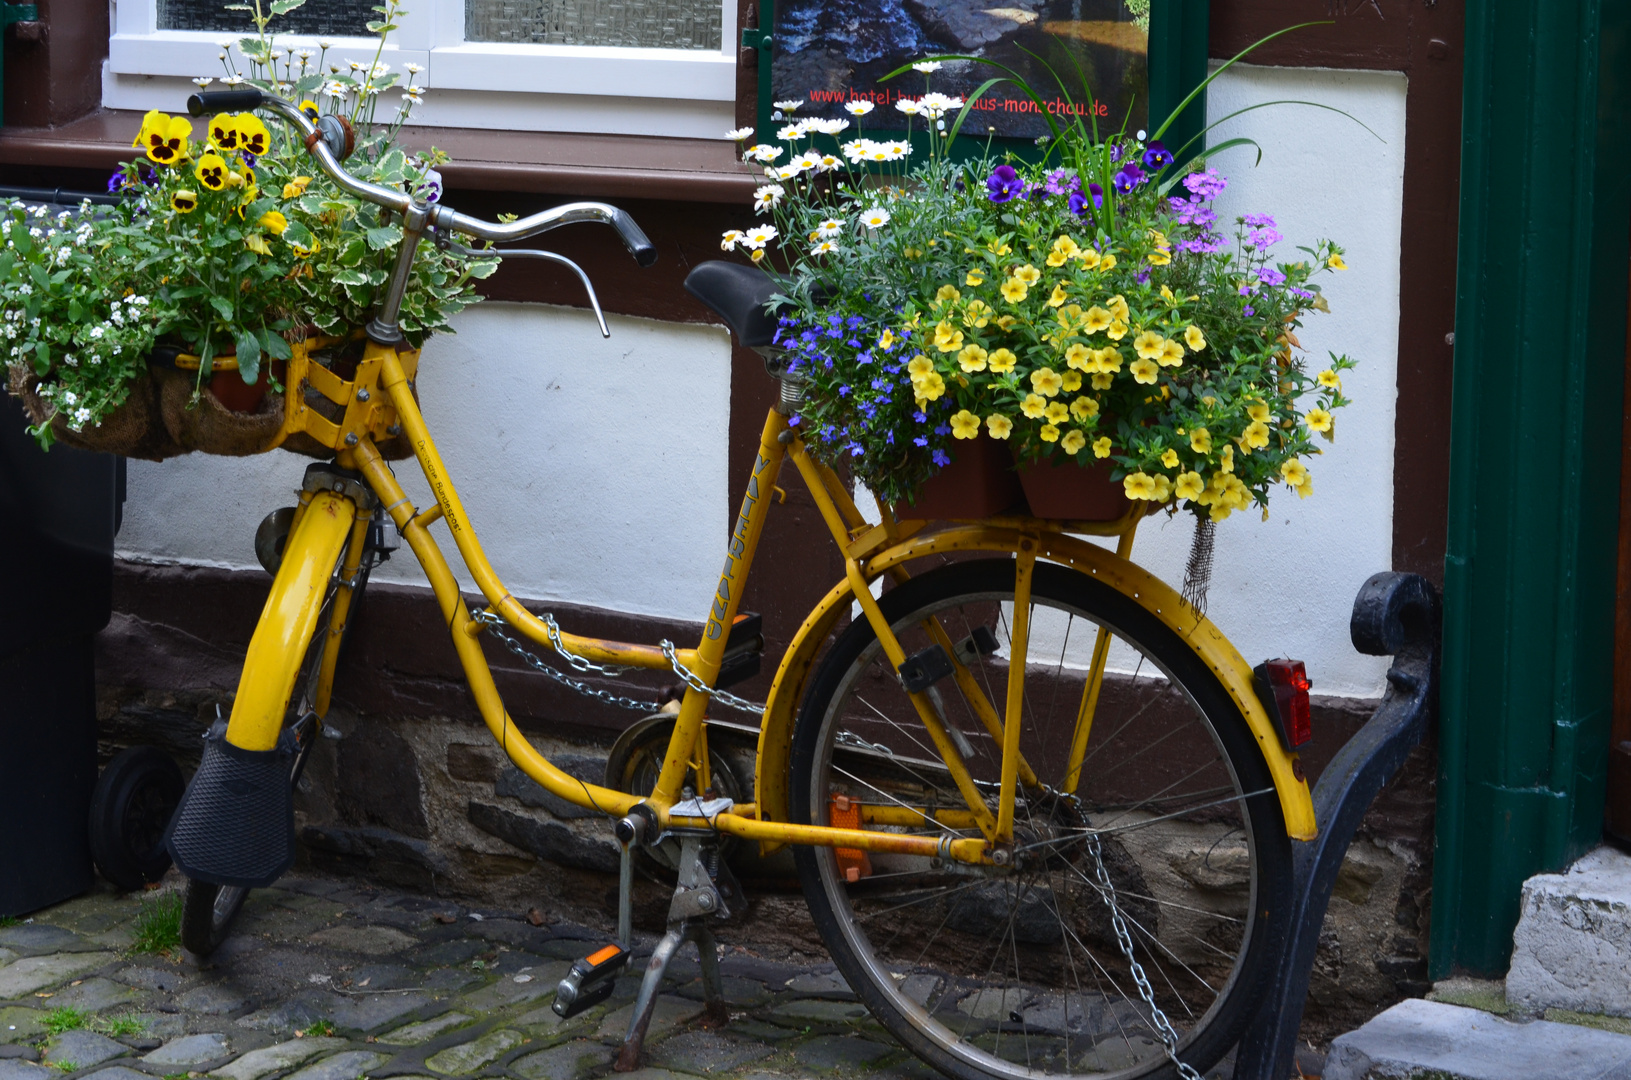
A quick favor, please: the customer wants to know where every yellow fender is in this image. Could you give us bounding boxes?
[754,524,1317,845]
[225,490,358,752]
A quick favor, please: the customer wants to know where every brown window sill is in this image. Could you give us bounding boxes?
[0,109,758,203]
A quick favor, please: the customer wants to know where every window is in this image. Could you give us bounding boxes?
[106,0,739,138]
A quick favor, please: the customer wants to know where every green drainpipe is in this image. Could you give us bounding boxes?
[1432,0,1631,977]
[0,5,39,129]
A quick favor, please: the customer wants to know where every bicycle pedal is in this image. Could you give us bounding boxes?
[952,625,1000,665]
[552,943,629,1018]
[899,643,954,693]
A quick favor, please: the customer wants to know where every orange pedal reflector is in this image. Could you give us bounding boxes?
[829,794,872,883]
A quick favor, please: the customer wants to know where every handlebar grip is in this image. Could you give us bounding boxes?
[186,89,268,117]
[609,208,658,268]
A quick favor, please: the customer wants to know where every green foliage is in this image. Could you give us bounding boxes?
[128,892,183,955]
[50,1061,77,1072]
[42,1008,87,1036]
[300,1019,336,1038]
[94,1016,147,1038]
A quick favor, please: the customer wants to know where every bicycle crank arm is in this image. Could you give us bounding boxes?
[439,238,610,337]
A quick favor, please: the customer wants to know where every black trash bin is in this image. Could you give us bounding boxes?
[0,389,124,915]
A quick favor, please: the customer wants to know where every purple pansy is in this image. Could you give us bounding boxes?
[986,165,1025,203]
[1141,140,1172,171]
[1112,163,1144,194]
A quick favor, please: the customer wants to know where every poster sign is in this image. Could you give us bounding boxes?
[770,0,1149,142]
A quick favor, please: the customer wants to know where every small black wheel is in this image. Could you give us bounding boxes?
[88,746,184,892]
[181,879,249,956]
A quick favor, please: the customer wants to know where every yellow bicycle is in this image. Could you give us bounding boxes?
[164,88,1320,1080]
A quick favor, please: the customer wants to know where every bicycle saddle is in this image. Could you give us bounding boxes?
[684,261,779,348]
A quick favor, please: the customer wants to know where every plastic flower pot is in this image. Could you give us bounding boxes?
[206,356,276,413]
[1013,456,1125,521]
[895,435,1025,520]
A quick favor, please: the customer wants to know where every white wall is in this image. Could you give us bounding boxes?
[116,303,734,621]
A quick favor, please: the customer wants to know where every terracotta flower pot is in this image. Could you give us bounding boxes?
[895,435,1025,520]
[207,357,273,413]
[1014,456,1126,521]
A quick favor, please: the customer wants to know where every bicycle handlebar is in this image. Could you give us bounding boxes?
[184,90,658,267]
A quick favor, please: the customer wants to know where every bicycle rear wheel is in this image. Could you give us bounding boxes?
[790,559,1293,1080]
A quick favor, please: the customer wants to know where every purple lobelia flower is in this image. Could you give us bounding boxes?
[986,164,1025,203]
[1258,266,1287,286]
[1141,140,1172,171]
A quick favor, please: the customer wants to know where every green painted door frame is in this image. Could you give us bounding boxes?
[1432,0,1631,976]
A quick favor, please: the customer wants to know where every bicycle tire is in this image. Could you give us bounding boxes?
[790,559,1293,1080]
[180,535,371,956]
[88,745,185,892]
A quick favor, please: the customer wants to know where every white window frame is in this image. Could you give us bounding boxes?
[104,0,739,139]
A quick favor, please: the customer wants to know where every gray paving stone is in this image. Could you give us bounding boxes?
[763,999,870,1026]
[120,1013,186,1040]
[42,1030,128,1069]
[46,978,143,1014]
[792,1034,895,1071]
[0,1009,44,1044]
[114,966,188,994]
[308,991,431,1033]
[377,1013,474,1046]
[208,1037,349,1080]
[423,1028,524,1074]
[0,953,116,997]
[281,1050,389,1080]
[0,1060,50,1080]
[604,1069,691,1080]
[648,1030,776,1074]
[511,1039,616,1080]
[176,984,251,1016]
[0,950,15,966]
[0,927,83,956]
[596,997,705,1045]
[234,1000,324,1034]
[671,977,769,1009]
[142,1033,233,1068]
[307,927,420,957]
[722,1019,801,1043]
[783,970,852,996]
[454,965,568,1012]
[1325,998,1631,1080]
[77,1068,150,1080]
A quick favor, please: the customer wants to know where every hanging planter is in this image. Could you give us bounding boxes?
[894,434,1024,519]
[1013,456,1125,521]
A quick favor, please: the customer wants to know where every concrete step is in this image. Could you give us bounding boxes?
[1507,845,1631,1019]
[1324,998,1631,1080]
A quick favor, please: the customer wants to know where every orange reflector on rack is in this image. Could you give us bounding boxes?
[829,794,873,884]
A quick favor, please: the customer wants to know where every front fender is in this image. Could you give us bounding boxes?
[754,525,1317,844]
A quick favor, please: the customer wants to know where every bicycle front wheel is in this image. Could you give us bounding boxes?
[790,559,1293,1080]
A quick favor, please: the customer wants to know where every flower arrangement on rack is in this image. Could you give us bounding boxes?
[1,0,496,446]
[724,54,1357,524]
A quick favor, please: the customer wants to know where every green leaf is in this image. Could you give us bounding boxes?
[268,0,307,14]
[282,220,315,249]
[338,237,367,267]
[365,226,399,251]
[260,328,292,360]
[234,328,262,386]
[210,295,235,320]
[12,228,32,255]
[332,269,369,286]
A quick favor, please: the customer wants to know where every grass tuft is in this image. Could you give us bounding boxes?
[129,892,183,955]
[51,1062,78,1073]
[0,916,16,928]
[43,1008,88,1036]
[94,1015,147,1038]
[296,1020,336,1038]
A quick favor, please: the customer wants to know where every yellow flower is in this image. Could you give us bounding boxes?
[936,284,961,303]
[986,238,1011,256]
[1148,229,1169,250]
[245,232,271,255]
[1247,401,1271,423]
[1047,283,1069,308]
[986,413,1013,439]
[282,175,312,199]
[1062,371,1082,392]
[235,113,271,156]
[1133,331,1165,360]
[965,269,985,287]
[170,189,198,213]
[299,99,320,120]
[907,354,935,379]
[914,371,946,402]
[1306,407,1334,433]
[904,247,923,260]
[988,348,1016,373]
[1091,373,1114,390]
[1328,253,1348,270]
[1093,347,1123,373]
[1045,401,1069,424]
[257,209,288,234]
[878,329,896,351]
[996,315,1018,331]
[964,300,992,327]
[1147,249,1171,266]
[1160,284,1177,305]
[194,151,229,190]
[1297,476,1314,498]
[1107,295,1129,322]
[1061,429,1086,455]
[1046,249,1069,268]
[1281,459,1310,486]
[1157,339,1185,368]
[1014,264,1041,286]
[1078,248,1101,270]
[1124,472,1157,500]
[950,409,981,439]
[750,248,766,263]
[1317,369,1342,389]
[957,344,988,372]
[1064,343,1092,371]
[1000,278,1028,303]
[1052,235,1080,258]
[1130,358,1159,385]
[208,113,241,151]
[1220,445,1234,473]
[1184,325,1207,352]
[1039,424,1060,443]
[1070,396,1098,420]
[1190,428,1212,453]
[1100,253,1117,271]
[933,321,964,353]
[290,236,321,258]
[1243,420,1270,448]
[1090,435,1113,459]
[1151,474,1173,502]
[1107,319,1128,341]
[1161,448,1179,468]
[142,114,193,165]
[1021,394,1047,419]
[133,109,165,148]
[1031,367,1064,397]
[1175,471,1205,501]
[1083,306,1112,334]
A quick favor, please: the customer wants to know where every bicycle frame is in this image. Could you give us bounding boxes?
[221,338,1318,869]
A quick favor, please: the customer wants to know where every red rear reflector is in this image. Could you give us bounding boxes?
[1253,658,1313,750]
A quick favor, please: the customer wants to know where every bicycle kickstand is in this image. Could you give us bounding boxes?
[614,832,736,1071]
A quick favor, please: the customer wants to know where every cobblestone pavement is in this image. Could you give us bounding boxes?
[0,875,1293,1080]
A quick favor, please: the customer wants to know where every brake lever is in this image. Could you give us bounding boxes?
[439,235,610,338]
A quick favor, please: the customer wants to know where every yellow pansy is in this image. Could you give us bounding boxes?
[142,113,193,165]
[986,413,1013,439]
[988,347,1017,373]
[1281,459,1310,486]
[1046,248,1070,268]
[933,321,964,353]
[1092,436,1112,458]
[936,284,961,303]
[907,354,935,379]
[194,152,229,191]
[964,300,992,328]
[1328,253,1348,270]
[1064,343,1092,371]
[1161,448,1179,468]
[1133,331,1165,360]
[208,113,241,151]
[1190,428,1212,453]
[1014,264,1041,286]
[1243,420,1270,449]
[1061,429,1086,455]
[235,113,271,156]
[257,209,288,235]
[170,190,198,213]
[1130,359,1158,385]
[1052,235,1080,258]
[245,233,271,255]
[1306,407,1334,433]
[1031,367,1064,397]
[950,409,981,439]
[1039,424,1060,443]
[1317,369,1342,389]
[1124,472,1157,500]
[282,175,312,199]
[1157,339,1185,367]
[1045,402,1069,425]
[965,269,985,287]
[1062,371,1082,392]
[133,109,165,148]
[1070,396,1098,420]
[1107,319,1129,341]
[1175,471,1205,501]
[957,344,988,372]
[1091,373,1114,390]
[1184,325,1207,352]
[1021,394,1047,419]
[1047,284,1069,308]
[1001,278,1028,303]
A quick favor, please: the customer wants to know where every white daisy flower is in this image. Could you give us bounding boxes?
[753,183,785,212]
[720,229,744,251]
[841,139,873,162]
[814,218,844,239]
[859,207,891,229]
[298,49,316,60]
[745,144,783,163]
[405,61,424,73]
[912,60,942,73]
[883,140,911,160]
[817,154,842,172]
[772,99,802,111]
[918,92,964,118]
[844,100,875,116]
[794,151,823,171]
[813,118,850,136]
[402,87,425,104]
[725,126,753,141]
[192,77,214,88]
[776,124,805,142]
[742,225,778,249]
[221,74,246,86]
[319,39,335,48]
[895,98,922,116]
[774,163,802,181]
[811,240,839,256]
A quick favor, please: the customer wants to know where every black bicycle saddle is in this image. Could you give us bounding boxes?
[683,260,780,348]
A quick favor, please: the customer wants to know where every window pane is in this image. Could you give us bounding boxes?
[465,0,720,49]
[157,0,374,35]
